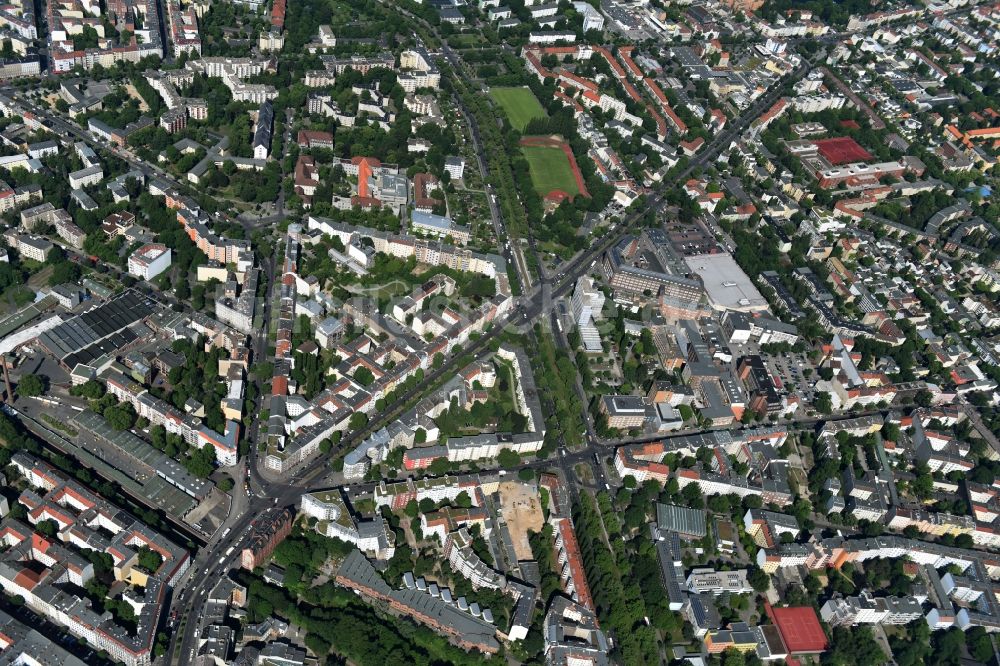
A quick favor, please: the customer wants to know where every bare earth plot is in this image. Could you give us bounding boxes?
[499,481,544,560]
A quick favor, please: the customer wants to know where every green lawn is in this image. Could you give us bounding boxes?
[490,86,547,131]
[521,144,580,197]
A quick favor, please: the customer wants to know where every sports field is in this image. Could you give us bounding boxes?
[521,144,581,198]
[490,86,547,131]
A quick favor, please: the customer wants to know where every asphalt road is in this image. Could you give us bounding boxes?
[1,17,977,658]
[168,42,815,664]
[0,25,816,662]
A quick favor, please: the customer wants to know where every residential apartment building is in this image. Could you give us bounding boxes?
[127,244,172,280]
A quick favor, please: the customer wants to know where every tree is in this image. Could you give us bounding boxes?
[747,566,770,593]
[931,627,965,666]
[681,482,704,509]
[720,648,747,666]
[915,390,933,408]
[17,374,45,397]
[175,279,191,300]
[418,498,436,513]
[455,491,473,508]
[497,448,520,467]
[893,620,931,666]
[137,546,163,572]
[353,366,375,386]
[48,261,81,286]
[106,403,136,431]
[183,443,216,478]
[404,499,419,518]
[71,380,104,399]
[912,472,934,500]
[428,457,451,475]
[218,476,234,492]
[966,626,993,663]
[707,494,731,514]
[348,412,368,431]
[35,519,58,538]
[824,626,887,666]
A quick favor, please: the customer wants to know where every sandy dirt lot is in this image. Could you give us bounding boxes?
[499,481,544,560]
[124,83,150,112]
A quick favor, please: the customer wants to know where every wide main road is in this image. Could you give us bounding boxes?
[6,90,196,198]
[337,51,813,449]
[168,37,811,663]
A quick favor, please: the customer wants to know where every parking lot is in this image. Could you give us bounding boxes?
[731,340,818,405]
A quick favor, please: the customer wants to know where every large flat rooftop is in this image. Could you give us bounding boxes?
[683,253,768,313]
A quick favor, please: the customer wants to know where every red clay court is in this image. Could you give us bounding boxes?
[767,605,828,655]
[813,136,873,165]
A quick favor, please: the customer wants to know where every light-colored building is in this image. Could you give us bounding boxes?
[9,233,52,262]
[571,276,605,352]
[820,590,923,626]
[411,211,471,244]
[600,395,647,429]
[300,490,396,559]
[444,155,465,180]
[686,568,753,595]
[572,1,604,32]
[68,164,104,189]
[128,243,172,280]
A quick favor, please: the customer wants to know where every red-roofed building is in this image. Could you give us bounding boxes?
[644,78,687,134]
[297,130,334,150]
[12,568,41,592]
[767,605,828,655]
[966,126,1000,140]
[680,137,705,156]
[557,69,599,92]
[554,517,594,612]
[618,45,643,79]
[270,0,286,29]
[813,136,873,165]
[294,155,319,203]
[710,108,727,130]
[354,156,379,200]
[594,45,626,78]
[554,90,584,113]
[751,98,788,135]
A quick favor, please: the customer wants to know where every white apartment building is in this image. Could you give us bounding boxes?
[11,234,52,262]
[444,156,465,180]
[820,591,923,627]
[128,244,172,280]
[571,276,605,352]
[572,1,604,32]
[68,165,103,189]
[300,491,396,559]
[686,568,753,595]
[445,528,505,590]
